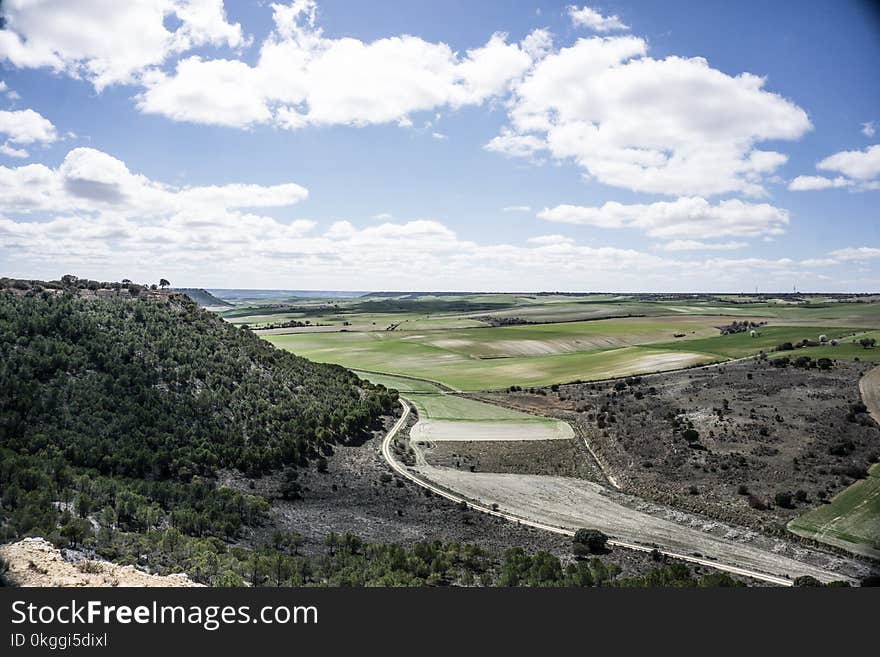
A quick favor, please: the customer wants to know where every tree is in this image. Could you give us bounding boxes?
[793,575,823,587]
[279,468,301,500]
[60,520,89,548]
[159,278,170,289]
[573,528,609,556]
[774,491,794,509]
[325,532,340,556]
[75,493,93,519]
[859,337,877,349]
[287,532,304,555]
[98,506,117,544]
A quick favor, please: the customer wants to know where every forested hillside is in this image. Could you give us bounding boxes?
[0,282,397,547]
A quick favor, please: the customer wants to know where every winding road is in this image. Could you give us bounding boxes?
[381,399,868,586]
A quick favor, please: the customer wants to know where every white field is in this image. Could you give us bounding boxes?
[410,418,574,442]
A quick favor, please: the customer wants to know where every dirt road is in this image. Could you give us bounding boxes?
[382,400,869,585]
[859,365,880,423]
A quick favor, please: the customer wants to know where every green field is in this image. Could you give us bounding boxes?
[270,331,719,390]
[765,331,880,362]
[223,293,880,331]
[651,326,864,359]
[244,293,880,390]
[788,464,880,560]
[405,392,550,423]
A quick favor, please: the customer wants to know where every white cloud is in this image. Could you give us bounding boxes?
[538,197,789,239]
[138,57,272,127]
[0,146,308,218]
[817,144,880,181]
[0,147,864,291]
[0,107,58,159]
[0,108,58,145]
[136,1,541,129]
[830,247,880,262]
[502,205,532,213]
[431,132,448,141]
[658,240,748,252]
[0,143,29,158]
[485,129,546,159]
[568,5,629,32]
[0,0,247,90]
[790,144,880,191]
[788,175,852,191]
[863,121,876,138]
[489,36,810,197]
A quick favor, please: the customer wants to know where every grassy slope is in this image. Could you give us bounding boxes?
[788,464,880,560]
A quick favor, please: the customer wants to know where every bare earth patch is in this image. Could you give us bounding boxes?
[413,466,869,583]
[410,419,573,441]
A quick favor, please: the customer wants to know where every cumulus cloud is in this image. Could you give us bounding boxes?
[568,5,629,32]
[538,197,789,240]
[0,0,246,90]
[136,1,540,129]
[0,0,812,206]
[789,144,880,191]
[488,36,810,197]
[0,146,311,262]
[0,146,845,290]
[863,121,876,138]
[0,107,58,159]
[817,144,880,181]
[0,147,308,215]
[788,175,852,191]
[0,108,57,143]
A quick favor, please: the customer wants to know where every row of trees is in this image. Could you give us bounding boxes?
[66,527,744,588]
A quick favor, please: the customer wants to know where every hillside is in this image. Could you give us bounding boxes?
[173,287,233,307]
[0,280,398,551]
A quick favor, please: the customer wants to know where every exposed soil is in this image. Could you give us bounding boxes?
[421,437,605,480]
[219,415,739,582]
[413,466,871,583]
[479,359,880,536]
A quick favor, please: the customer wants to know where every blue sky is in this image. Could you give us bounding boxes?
[0,0,878,291]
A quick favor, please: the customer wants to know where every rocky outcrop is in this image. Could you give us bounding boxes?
[0,538,201,587]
